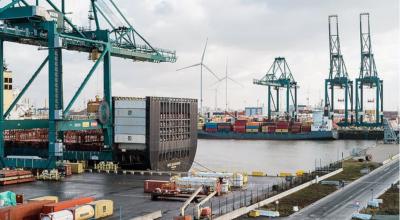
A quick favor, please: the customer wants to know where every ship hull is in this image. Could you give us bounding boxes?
[198,130,338,140]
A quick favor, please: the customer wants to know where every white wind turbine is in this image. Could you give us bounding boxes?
[210,57,243,113]
[176,38,221,115]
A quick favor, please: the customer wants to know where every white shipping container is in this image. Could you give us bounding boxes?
[115,109,146,118]
[115,117,146,126]
[114,99,146,109]
[114,134,146,144]
[41,210,74,220]
[114,125,145,135]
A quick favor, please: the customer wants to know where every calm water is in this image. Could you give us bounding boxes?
[193,139,375,175]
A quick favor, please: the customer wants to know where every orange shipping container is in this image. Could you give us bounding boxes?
[42,197,94,214]
[144,180,170,193]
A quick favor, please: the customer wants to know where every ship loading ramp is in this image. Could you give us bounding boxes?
[0,0,176,169]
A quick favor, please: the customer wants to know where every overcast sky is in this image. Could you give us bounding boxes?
[3,0,399,111]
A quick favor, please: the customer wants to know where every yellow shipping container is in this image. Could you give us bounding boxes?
[296,170,305,176]
[248,210,260,217]
[66,162,84,174]
[261,126,269,132]
[73,205,95,220]
[246,122,260,126]
[251,171,264,176]
[89,200,114,219]
[243,174,248,184]
[28,196,58,203]
[279,172,292,177]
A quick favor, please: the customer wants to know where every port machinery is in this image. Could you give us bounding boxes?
[324,15,353,126]
[253,57,298,120]
[0,0,176,169]
[355,13,383,127]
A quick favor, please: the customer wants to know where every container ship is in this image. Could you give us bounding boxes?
[198,110,338,140]
[5,96,198,172]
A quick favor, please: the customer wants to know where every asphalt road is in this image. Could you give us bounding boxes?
[287,158,399,220]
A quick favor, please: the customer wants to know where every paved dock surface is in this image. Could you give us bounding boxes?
[366,143,399,163]
[286,158,399,220]
[1,172,282,219]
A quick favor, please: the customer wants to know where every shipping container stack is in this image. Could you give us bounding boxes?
[216,122,232,132]
[301,121,312,133]
[261,122,277,133]
[290,122,302,133]
[276,121,289,133]
[233,120,247,133]
[0,170,35,186]
[246,122,260,133]
[204,122,218,133]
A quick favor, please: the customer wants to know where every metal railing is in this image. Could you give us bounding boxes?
[200,161,343,218]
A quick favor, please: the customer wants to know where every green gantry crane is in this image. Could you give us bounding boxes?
[254,57,298,120]
[355,13,383,127]
[0,0,176,169]
[324,15,353,126]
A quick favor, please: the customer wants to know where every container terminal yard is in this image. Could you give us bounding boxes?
[0,0,398,220]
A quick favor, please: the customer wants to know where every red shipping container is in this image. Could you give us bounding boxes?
[267,127,276,133]
[0,200,54,220]
[301,125,311,132]
[64,165,72,176]
[0,170,32,178]
[205,128,217,133]
[42,197,94,214]
[144,180,170,193]
[0,208,11,220]
[233,125,246,133]
[234,120,247,126]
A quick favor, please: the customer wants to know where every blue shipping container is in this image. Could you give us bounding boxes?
[205,122,218,128]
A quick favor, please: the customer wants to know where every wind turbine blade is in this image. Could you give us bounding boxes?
[228,77,244,87]
[208,78,225,88]
[176,63,201,71]
[202,64,221,80]
[201,38,208,63]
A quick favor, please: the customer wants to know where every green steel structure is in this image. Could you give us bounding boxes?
[355,13,383,126]
[0,0,176,169]
[324,15,353,126]
[254,57,298,120]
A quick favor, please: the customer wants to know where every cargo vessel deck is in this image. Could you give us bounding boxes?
[198,130,338,140]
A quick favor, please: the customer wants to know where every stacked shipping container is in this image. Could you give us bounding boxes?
[246,122,260,133]
[276,121,289,133]
[201,118,319,135]
[233,120,246,133]
[261,122,276,133]
[217,122,231,132]
[291,122,302,133]
[204,122,217,133]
